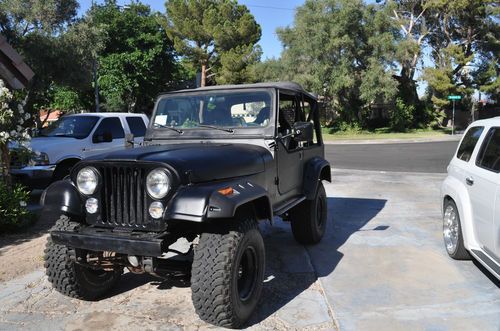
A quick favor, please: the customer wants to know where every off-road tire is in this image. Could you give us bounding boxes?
[290,182,327,245]
[443,200,470,260]
[191,217,265,328]
[44,215,122,300]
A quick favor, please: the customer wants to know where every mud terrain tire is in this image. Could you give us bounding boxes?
[44,215,121,300]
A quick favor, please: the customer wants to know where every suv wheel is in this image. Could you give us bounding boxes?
[290,182,327,245]
[191,216,265,328]
[44,215,122,300]
[443,199,470,260]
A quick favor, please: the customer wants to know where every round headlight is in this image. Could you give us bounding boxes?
[146,168,170,199]
[77,167,98,195]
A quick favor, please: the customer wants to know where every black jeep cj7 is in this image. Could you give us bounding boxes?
[42,82,331,328]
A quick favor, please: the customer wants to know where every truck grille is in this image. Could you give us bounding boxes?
[97,165,150,228]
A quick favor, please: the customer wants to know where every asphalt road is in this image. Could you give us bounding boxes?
[325,141,459,173]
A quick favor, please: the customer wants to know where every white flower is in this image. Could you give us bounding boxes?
[10,130,16,136]
[24,113,30,120]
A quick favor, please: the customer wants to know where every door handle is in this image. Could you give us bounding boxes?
[466,177,474,186]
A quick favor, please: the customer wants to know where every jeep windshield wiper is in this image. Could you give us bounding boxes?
[153,123,183,134]
[195,124,234,133]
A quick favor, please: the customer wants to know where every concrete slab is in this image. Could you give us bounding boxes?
[311,169,500,331]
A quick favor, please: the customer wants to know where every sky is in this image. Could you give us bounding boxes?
[77,0,303,60]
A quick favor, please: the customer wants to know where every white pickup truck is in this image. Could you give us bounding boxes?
[11,112,149,189]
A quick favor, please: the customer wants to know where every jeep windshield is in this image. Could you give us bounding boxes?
[152,90,272,132]
[39,116,99,139]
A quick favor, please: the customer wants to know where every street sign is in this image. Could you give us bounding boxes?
[448,95,462,100]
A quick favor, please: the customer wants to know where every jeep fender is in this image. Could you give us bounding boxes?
[166,180,272,222]
[303,157,331,200]
[40,179,84,218]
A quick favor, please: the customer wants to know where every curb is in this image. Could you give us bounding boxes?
[324,135,462,145]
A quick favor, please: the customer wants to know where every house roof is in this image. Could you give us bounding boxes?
[0,34,34,89]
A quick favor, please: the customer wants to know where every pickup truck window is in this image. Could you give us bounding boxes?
[457,126,484,162]
[40,116,99,139]
[476,127,500,173]
[126,117,146,137]
[94,117,125,139]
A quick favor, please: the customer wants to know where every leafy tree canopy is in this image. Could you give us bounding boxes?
[162,0,261,86]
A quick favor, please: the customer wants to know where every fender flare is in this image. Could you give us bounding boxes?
[166,180,273,222]
[40,179,84,219]
[303,157,331,200]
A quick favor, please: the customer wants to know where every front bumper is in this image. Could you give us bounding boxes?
[50,227,167,256]
[11,165,56,189]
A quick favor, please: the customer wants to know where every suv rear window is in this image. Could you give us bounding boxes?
[457,126,484,162]
[476,127,500,172]
[126,117,146,137]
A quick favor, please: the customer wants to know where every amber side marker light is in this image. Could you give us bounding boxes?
[218,187,234,196]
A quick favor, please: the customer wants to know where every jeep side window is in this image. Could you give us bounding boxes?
[457,126,484,162]
[299,97,318,146]
[94,118,125,141]
[126,117,146,137]
[278,93,300,150]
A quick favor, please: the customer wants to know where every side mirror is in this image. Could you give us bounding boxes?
[293,121,314,142]
[93,131,113,143]
[125,133,134,148]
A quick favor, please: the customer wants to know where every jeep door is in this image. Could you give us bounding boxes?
[82,117,126,157]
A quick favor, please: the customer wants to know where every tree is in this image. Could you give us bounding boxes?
[162,0,261,86]
[0,0,83,117]
[424,0,499,109]
[277,0,399,124]
[81,0,179,113]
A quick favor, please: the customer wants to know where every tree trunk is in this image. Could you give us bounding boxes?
[201,62,207,87]
[0,143,12,188]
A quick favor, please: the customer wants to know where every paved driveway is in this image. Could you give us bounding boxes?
[1,168,498,330]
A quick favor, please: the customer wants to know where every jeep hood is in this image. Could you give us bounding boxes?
[85,143,270,183]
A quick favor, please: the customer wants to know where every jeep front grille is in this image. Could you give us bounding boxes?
[98,165,149,228]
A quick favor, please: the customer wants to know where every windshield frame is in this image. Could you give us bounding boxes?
[148,88,276,140]
[39,115,100,139]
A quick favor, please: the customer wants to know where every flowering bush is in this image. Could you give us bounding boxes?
[0,79,32,185]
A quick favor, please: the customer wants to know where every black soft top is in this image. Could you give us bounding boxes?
[160,81,317,100]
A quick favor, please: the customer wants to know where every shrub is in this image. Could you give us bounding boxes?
[328,120,362,134]
[0,181,33,233]
[390,98,415,132]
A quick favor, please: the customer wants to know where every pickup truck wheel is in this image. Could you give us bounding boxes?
[443,200,470,260]
[191,217,265,328]
[290,182,327,245]
[44,215,122,300]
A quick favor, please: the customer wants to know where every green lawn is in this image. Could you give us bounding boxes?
[322,127,453,141]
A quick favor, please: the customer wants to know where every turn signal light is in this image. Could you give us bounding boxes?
[218,187,234,196]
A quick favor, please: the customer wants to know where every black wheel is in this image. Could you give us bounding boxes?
[443,199,470,260]
[44,215,122,300]
[290,182,327,245]
[191,216,265,328]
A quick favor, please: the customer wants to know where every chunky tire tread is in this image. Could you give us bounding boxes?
[44,215,121,300]
[445,200,470,260]
[290,182,327,245]
[191,217,264,328]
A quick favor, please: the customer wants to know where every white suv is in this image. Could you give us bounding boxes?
[11,113,149,189]
[441,117,500,280]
